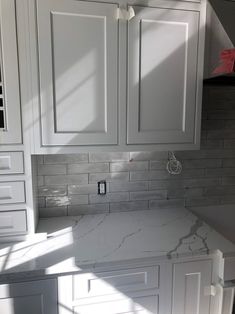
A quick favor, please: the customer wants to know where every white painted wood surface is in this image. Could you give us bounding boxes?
[0,279,57,314]
[222,287,235,314]
[172,260,212,314]
[73,295,158,314]
[0,0,22,145]
[36,0,118,146]
[0,181,25,204]
[127,5,200,145]
[0,210,26,235]
[73,266,159,299]
[0,152,24,174]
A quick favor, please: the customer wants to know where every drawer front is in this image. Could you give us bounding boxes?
[0,181,25,204]
[0,210,27,235]
[0,152,24,174]
[73,295,158,314]
[73,266,159,300]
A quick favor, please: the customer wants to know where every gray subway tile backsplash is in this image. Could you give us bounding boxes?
[37,86,235,217]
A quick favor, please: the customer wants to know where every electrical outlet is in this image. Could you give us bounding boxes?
[98,181,106,195]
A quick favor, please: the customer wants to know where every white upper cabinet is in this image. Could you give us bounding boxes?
[36,0,118,146]
[127,6,200,145]
[0,0,22,145]
[25,0,206,151]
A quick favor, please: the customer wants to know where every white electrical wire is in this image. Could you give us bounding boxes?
[166,152,182,175]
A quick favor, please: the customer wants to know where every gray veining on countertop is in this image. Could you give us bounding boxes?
[0,207,234,280]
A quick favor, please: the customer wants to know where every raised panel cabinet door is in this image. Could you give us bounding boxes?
[127,6,200,145]
[172,260,212,314]
[36,0,118,146]
[0,0,22,144]
[0,279,57,314]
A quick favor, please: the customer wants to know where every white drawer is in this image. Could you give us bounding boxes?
[73,295,158,314]
[0,210,27,235]
[0,152,24,174]
[0,181,25,204]
[73,266,159,300]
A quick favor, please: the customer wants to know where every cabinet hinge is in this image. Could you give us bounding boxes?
[204,284,223,297]
[116,7,135,21]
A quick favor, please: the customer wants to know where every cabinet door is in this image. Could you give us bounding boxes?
[36,0,118,146]
[0,279,57,314]
[127,6,200,145]
[0,0,22,144]
[172,260,212,314]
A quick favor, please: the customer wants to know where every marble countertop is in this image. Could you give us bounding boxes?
[0,207,235,281]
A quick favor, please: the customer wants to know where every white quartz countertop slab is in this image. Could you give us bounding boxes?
[0,208,234,280]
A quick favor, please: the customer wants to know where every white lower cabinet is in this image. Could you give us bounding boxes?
[172,260,212,314]
[58,260,213,314]
[0,278,58,314]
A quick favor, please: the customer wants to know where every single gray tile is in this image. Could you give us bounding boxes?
[225,120,235,130]
[204,186,235,196]
[44,154,88,164]
[150,160,166,170]
[110,161,148,172]
[38,197,46,208]
[46,195,88,207]
[110,201,149,212]
[222,177,235,185]
[149,199,185,209]
[45,174,88,185]
[89,192,129,203]
[37,176,44,187]
[223,159,235,168]
[184,178,221,188]
[205,168,235,177]
[38,164,66,175]
[68,163,109,174]
[39,206,67,218]
[185,197,221,207]
[130,171,151,181]
[167,188,203,199]
[182,159,222,169]
[109,181,148,192]
[68,184,99,195]
[68,204,109,215]
[89,152,130,162]
[89,172,129,183]
[220,195,235,205]
[149,180,184,190]
[207,130,235,140]
[130,169,204,181]
[130,151,167,161]
[201,120,225,131]
[224,140,235,148]
[208,110,235,120]
[46,196,71,207]
[69,195,89,205]
[37,155,44,164]
[130,190,167,201]
[38,185,67,197]
[200,139,224,150]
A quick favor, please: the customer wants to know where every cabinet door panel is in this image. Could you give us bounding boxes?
[36,0,118,146]
[172,260,212,314]
[0,0,22,144]
[0,279,57,314]
[127,6,199,145]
